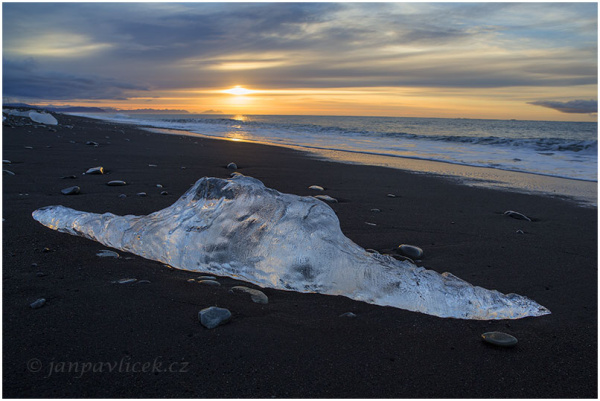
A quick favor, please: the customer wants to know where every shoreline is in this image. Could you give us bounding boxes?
[85,117,598,207]
[3,113,597,397]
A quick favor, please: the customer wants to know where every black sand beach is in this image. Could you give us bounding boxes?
[3,113,597,397]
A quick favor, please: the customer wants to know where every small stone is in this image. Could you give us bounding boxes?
[187,279,196,283]
[387,193,397,198]
[148,164,157,167]
[516,229,525,234]
[227,162,237,169]
[118,194,127,198]
[314,195,338,203]
[36,272,46,277]
[339,312,356,318]
[31,263,38,267]
[199,306,232,329]
[107,180,127,186]
[86,141,99,146]
[117,278,137,284]
[398,244,424,259]
[230,286,269,304]
[85,166,104,175]
[136,280,151,284]
[309,185,324,191]
[198,275,216,280]
[160,191,169,195]
[96,250,119,258]
[3,160,11,164]
[370,208,381,212]
[136,192,147,197]
[3,170,15,176]
[42,247,51,253]
[481,331,518,347]
[61,186,80,195]
[24,146,33,149]
[156,184,163,188]
[365,222,377,226]
[504,210,532,221]
[61,175,77,179]
[30,298,46,309]
[198,280,221,286]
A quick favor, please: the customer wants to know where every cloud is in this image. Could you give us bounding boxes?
[528,99,597,114]
[3,58,147,101]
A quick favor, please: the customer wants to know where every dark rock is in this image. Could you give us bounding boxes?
[30,298,46,309]
[61,186,80,195]
[3,170,15,176]
[504,210,532,221]
[136,192,147,197]
[85,166,104,175]
[313,194,338,203]
[198,280,221,286]
[160,191,169,195]
[398,244,424,259]
[481,331,518,347]
[227,162,238,169]
[339,312,357,318]
[107,180,127,186]
[96,250,119,258]
[61,175,77,179]
[230,286,268,304]
[86,141,99,146]
[199,306,232,329]
[309,185,324,191]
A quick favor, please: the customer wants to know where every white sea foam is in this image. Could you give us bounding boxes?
[32,175,550,320]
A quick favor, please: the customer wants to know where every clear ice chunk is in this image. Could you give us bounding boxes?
[32,175,550,320]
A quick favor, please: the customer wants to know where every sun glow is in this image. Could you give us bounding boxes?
[223,86,254,96]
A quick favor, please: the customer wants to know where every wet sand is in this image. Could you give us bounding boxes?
[3,112,597,397]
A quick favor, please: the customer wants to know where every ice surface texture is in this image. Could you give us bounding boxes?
[32,175,550,320]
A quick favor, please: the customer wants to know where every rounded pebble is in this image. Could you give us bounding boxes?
[136,192,147,197]
[160,191,169,195]
[504,210,532,221]
[339,312,357,318]
[117,278,137,284]
[398,244,424,259]
[96,250,119,258]
[230,286,269,304]
[198,280,221,286]
[313,194,338,203]
[61,186,80,195]
[107,180,127,186]
[199,306,232,329]
[227,162,237,170]
[198,275,217,280]
[85,166,104,175]
[482,331,518,347]
[308,185,324,191]
[30,298,46,309]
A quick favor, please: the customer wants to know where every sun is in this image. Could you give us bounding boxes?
[223,85,254,95]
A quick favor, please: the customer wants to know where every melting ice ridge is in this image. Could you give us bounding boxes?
[32,175,550,320]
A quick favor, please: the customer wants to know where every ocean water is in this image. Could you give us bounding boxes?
[76,113,597,183]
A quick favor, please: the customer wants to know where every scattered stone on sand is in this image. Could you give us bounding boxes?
[180,166,186,169]
[504,210,532,222]
[198,280,221,286]
[86,141,99,146]
[96,250,119,258]
[198,275,216,280]
[314,194,338,203]
[156,184,163,188]
[370,208,381,212]
[31,263,38,267]
[148,164,157,167]
[85,166,104,175]
[309,185,324,191]
[61,186,80,195]
[136,280,151,284]
[160,191,169,195]
[3,170,15,176]
[24,146,33,149]
[230,286,269,304]
[365,222,377,226]
[397,244,424,259]
[199,306,232,329]
[516,229,525,234]
[187,279,196,283]
[61,175,77,179]
[387,193,397,198]
[118,194,127,198]
[3,160,11,164]
[339,312,357,318]
[117,278,137,284]
[42,247,52,253]
[107,180,127,186]
[227,162,238,170]
[36,272,46,277]
[136,192,147,197]
[30,298,46,309]
[481,331,518,347]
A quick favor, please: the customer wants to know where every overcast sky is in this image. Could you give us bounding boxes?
[3,2,597,120]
